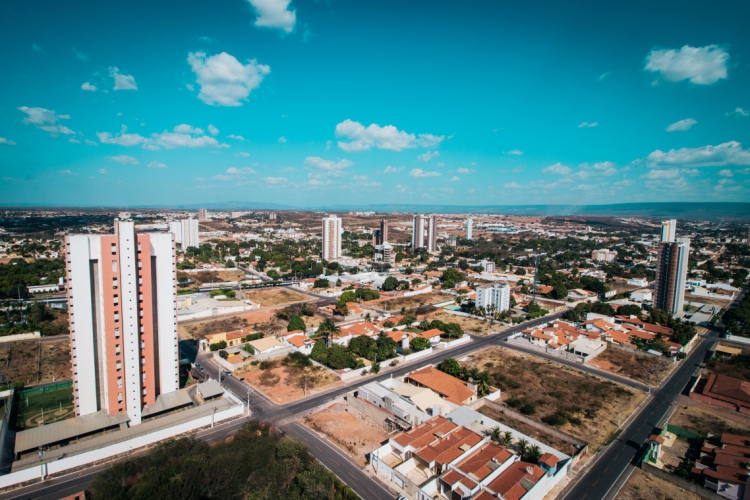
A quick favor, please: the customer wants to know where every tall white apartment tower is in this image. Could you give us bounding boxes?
[412,215,426,249]
[170,218,199,252]
[466,219,473,240]
[65,220,179,425]
[198,208,208,220]
[412,215,437,252]
[426,215,437,252]
[660,219,677,243]
[322,215,342,260]
[475,284,511,313]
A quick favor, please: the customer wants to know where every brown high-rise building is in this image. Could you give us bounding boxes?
[654,237,690,315]
[373,219,389,246]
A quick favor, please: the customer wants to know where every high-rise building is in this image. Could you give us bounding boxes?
[198,208,208,220]
[65,220,179,425]
[412,215,437,252]
[373,219,389,246]
[269,212,277,221]
[660,219,677,243]
[169,218,199,252]
[592,249,617,262]
[475,284,511,313]
[374,242,395,265]
[466,218,473,240]
[322,215,342,260]
[654,237,691,315]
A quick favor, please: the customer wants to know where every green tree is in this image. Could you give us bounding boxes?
[287,315,306,332]
[310,339,327,362]
[313,279,330,288]
[209,341,227,351]
[442,268,464,284]
[376,333,398,361]
[382,276,399,291]
[617,304,642,318]
[437,358,461,377]
[490,427,502,443]
[410,337,430,352]
[371,362,381,374]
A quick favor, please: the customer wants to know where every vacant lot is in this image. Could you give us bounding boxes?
[243,288,309,307]
[670,399,750,437]
[684,294,732,308]
[707,356,750,381]
[589,348,673,384]
[304,402,388,466]
[460,347,646,450]
[616,468,701,500]
[379,291,449,312]
[0,339,71,385]
[178,270,246,286]
[238,357,341,404]
[178,316,249,340]
[430,311,506,337]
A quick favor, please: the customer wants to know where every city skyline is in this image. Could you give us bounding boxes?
[1,0,750,208]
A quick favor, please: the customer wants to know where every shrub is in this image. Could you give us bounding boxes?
[259,360,274,370]
[210,341,227,351]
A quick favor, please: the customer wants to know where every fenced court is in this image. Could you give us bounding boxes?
[12,380,74,430]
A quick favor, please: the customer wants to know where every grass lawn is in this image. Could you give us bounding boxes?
[13,383,75,430]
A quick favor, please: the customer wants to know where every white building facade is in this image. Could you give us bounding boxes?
[65,220,179,425]
[322,215,342,260]
[475,284,511,313]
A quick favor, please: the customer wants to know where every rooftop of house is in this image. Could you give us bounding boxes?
[392,415,458,449]
[419,328,444,339]
[415,426,484,466]
[452,442,513,481]
[704,373,750,405]
[406,366,476,405]
[485,461,545,500]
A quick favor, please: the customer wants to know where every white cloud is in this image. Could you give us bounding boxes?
[68,138,81,144]
[72,48,89,61]
[666,118,697,132]
[597,72,611,82]
[613,179,635,187]
[0,138,17,146]
[32,44,43,53]
[578,122,598,128]
[641,169,682,180]
[503,181,523,189]
[645,45,729,85]
[213,175,235,181]
[98,168,109,174]
[448,176,460,182]
[84,139,98,146]
[542,162,572,175]
[507,149,523,155]
[457,167,472,174]
[644,141,750,167]
[383,166,403,174]
[416,151,439,162]
[187,51,270,106]
[148,161,168,169]
[575,184,595,191]
[228,134,246,141]
[59,169,77,175]
[207,124,220,136]
[408,168,441,178]
[238,152,250,157]
[108,155,139,165]
[246,0,296,33]
[335,119,443,152]
[714,178,742,192]
[718,169,733,177]
[439,187,454,194]
[227,167,257,174]
[109,67,138,90]
[264,176,287,184]
[575,161,617,179]
[304,156,354,176]
[149,131,225,149]
[17,106,75,136]
[97,126,146,146]
[436,162,445,168]
[278,136,287,143]
[512,166,524,173]
[81,82,97,92]
[726,107,749,118]
[350,175,382,189]
[173,124,204,135]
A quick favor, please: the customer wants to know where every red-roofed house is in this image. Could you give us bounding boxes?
[406,367,477,405]
[484,461,545,500]
[438,443,516,499]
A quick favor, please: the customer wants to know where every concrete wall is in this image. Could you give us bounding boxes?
[725,334,750,346]
[641,463,725,500]
[0,403,245,490]
[347,395,395,430]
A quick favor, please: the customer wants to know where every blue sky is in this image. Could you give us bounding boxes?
[1,0,749,207]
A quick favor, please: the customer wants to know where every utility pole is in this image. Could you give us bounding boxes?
[211,406,217,428]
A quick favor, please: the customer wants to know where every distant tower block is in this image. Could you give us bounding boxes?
[466,218,473,240]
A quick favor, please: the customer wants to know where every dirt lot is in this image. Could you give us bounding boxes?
[0,339,71,385]
[237,357,341,404]
[589,348,674,384]
[378,291,449,312]
[177,270,246,286]
[304,402,388,466]
[670,398,750,437]
[684,294,732,308]
[616,467,701,500]
[178,316,250,340]
[242,288,309,307]
[430,311,507,337]
[460,347,646,450]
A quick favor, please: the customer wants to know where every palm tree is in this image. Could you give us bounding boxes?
[475,371,491,397]
[501,431,514,447]
[515,438,529,458]
[490,427,502,443]
[527,445,543,464]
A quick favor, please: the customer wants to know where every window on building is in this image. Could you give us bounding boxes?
[113,294,119,305]
[140,339,145,350]
[118,392,123,403]
[142,371,146,381]
[115,344,120,355]
[113,278,118,289]
[137,259,142,269]
[111,243,117,255]
[115,327,120,339]
[116,360,122,371]
[142,387,147,396]
[117,376,122,388]
[114,311,119,323]
[111,260,118,272]
[137,242,142,253]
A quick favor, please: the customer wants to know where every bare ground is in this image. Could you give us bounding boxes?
[460,346,647,450]
[430,311,508,337]
[616,468,701,500]
[670,397,750,437]
[237,359,341,404]
[0,339,71,385]
[378,292,450,312]
[242,288,309,307]
[589,348,674,385]
[303,402,388,466]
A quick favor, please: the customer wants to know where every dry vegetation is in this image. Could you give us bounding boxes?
[589,348,674,384]
[430,311,506,337]
[179,316,249,340]
[684,294,732,308]
[378,291,450,312]
[238,357,341,404]
[616,468,701,500]
[670,401,750,437]
[177,270,246,286]
[460,347,646,450]
[0,339,71,385]
[304,402,388,466]
[243,288,309,307]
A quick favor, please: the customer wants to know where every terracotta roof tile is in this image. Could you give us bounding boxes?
[406,367,476,405]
